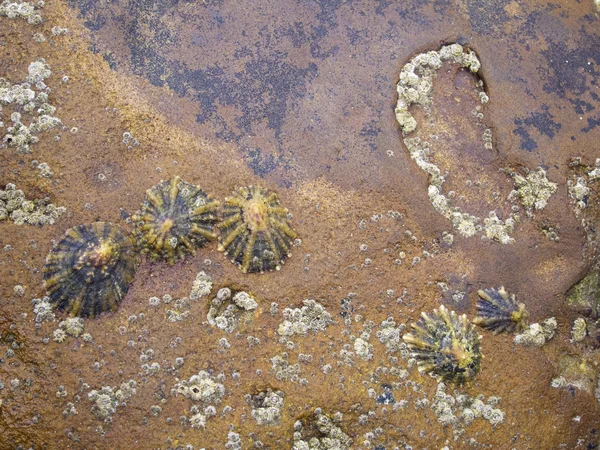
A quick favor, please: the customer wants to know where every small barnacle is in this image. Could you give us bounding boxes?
[189,412,206,428]
[133,176,219,265]
[53,328,67,343]
[43,222,140,318]
[473,287,529,334]
[571,318,587,342]
[402,305,482,385]
[59,317,84,337]
[217,186,298,273]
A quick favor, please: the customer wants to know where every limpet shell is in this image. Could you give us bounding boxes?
[133,176,219,265]
[43,222,139,318]
[217,186,297,273]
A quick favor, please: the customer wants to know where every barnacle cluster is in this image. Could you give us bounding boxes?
[430,382,504,430]
[32,296,55,324]
[0,183,65,225]
[395,44,553,244]
[567,158,600,256]
[218,186,298,273]
[1,59,62,153]
[278,299,333,336]
[571,318,587,342]
[376,317,407,354]
[473,287,529,334]
[271,352,305,384]
[164,294,193,323]
[132,176,219,265]
[43,222,140,318]
[507,167,557,217]
[514,318,557,347]
[206,287,258,333]
[173,370,225,404]
[403,305,482,385]
[396,45,493,241]
[395,44,481,135]
[247,389,285,426]
[482,212,516,245]
[354,333,374,361]
[88,380,137,422]
[292,410,352,450]
[189,270,213,300]
[33,160,53,178]
[569,175,591,212]
[0,1,43,24]
[566,264,600,318]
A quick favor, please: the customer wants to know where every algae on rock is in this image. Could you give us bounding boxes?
[566,267,600,318]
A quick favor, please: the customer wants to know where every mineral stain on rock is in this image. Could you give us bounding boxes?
[513,105,562,152]
[70,0,320,177]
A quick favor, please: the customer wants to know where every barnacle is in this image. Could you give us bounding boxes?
[571,318,587,342]
[217,186,298,273]
[133,176,219,265]
[43,222,139,318]
[473,287,528,334]
[402,305,482,385]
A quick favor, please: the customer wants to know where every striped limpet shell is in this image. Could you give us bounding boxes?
[217,186,297,273]
[132,176,219,265]
[44,222,139,318]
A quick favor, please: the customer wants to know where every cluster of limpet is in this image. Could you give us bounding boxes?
[403,305,482,385]
[43,222,140,318]
[473,287,529,334]
[42,180,297,320]
[217,186,298,273]
[132,176,219,265]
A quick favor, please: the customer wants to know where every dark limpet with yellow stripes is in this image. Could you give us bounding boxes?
[217,186,298,273]
[403,305,482,385]
[132,176,219,265]
[43,222,139,318]
[473,287,529,334]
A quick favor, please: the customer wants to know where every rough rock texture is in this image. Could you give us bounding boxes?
[0,0,599,448]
